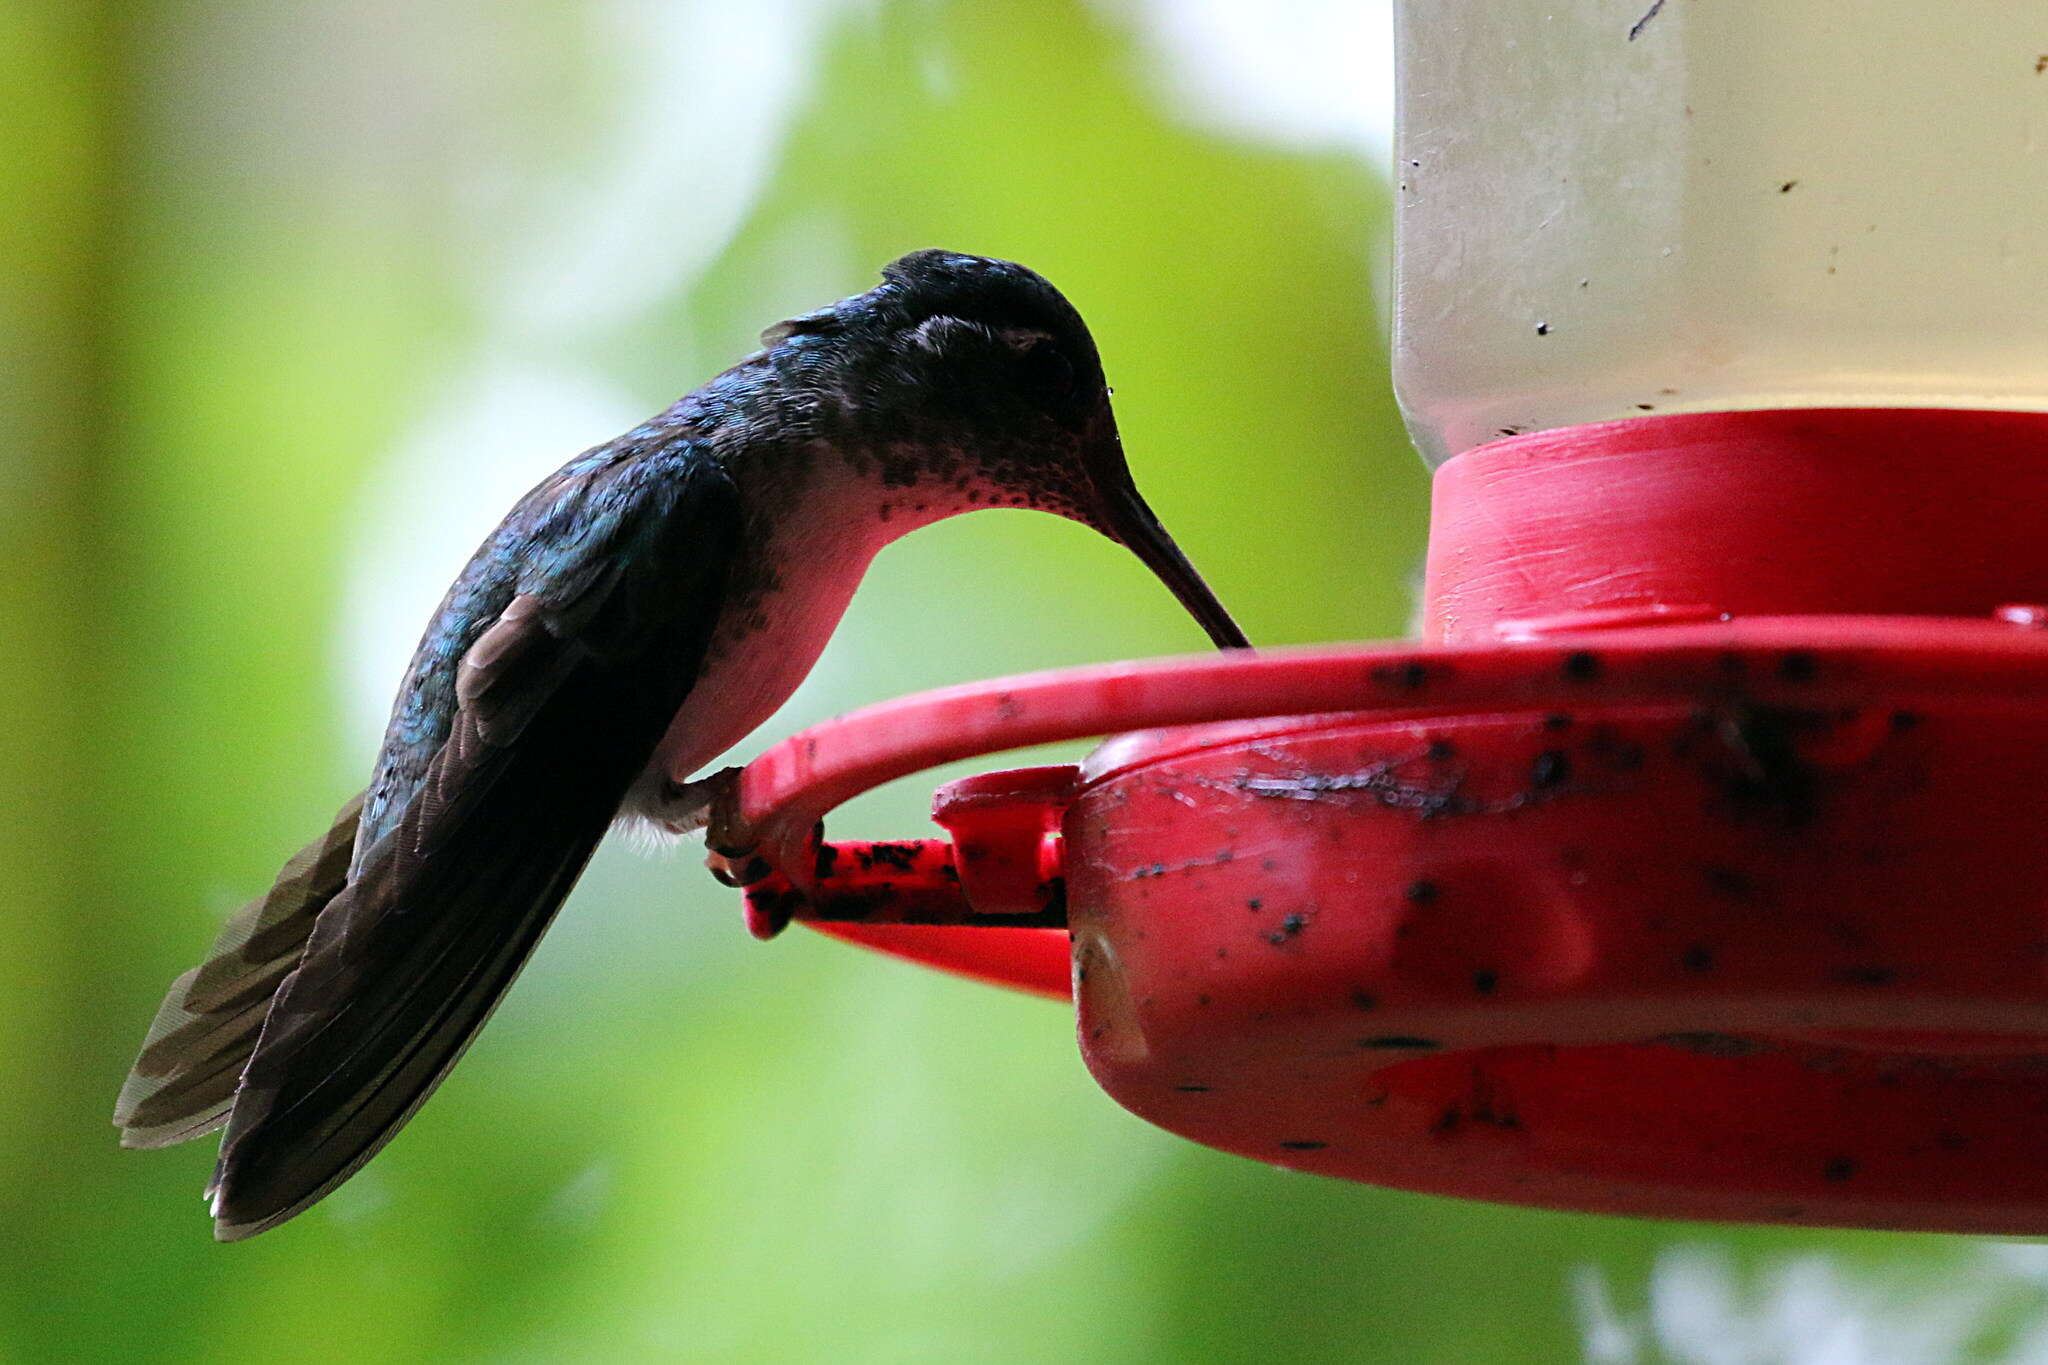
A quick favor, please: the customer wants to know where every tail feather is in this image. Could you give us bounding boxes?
[113,794,364,1149]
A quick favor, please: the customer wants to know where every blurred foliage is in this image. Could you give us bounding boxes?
[0,0,2012,1362]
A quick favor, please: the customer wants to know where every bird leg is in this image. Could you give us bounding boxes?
[654,766,735,833]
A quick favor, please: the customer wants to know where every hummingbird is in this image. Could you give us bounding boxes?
[113,250,1248,1240]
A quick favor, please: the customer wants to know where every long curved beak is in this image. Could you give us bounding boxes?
[1092,478,1250,650]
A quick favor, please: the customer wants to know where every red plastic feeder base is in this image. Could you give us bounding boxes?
[720,409,2048,1235]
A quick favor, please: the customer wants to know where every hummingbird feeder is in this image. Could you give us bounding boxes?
[714,2,2048,1235]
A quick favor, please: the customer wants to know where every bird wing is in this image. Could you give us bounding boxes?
[205,450,741,1240]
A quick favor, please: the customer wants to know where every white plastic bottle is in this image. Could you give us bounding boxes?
[1394,1,2048,466]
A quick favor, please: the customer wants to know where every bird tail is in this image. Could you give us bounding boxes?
[112,793,364,1149]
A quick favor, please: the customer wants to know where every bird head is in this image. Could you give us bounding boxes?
[758,250,1249,650]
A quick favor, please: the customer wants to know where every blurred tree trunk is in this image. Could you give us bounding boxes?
[0,0,106,1148]
[0,0,124,1346]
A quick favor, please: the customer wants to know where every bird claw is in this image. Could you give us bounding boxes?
[672,772,825,943]
[663,766,766,888]
[707,850,772,889]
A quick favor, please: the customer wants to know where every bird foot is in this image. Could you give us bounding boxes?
[658,767,766,887]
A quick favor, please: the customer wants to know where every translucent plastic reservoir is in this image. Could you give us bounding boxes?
[1393,1,2048,465]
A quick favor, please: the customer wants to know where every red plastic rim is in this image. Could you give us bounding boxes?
[734,612,2048,991]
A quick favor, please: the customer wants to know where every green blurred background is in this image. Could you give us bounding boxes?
[5,1,2038,1361]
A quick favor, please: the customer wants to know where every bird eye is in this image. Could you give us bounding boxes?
[1000,329,1073,397]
